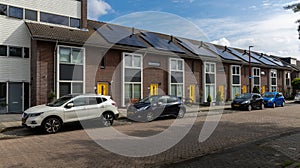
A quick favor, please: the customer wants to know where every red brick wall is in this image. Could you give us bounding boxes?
[31,40,55,106]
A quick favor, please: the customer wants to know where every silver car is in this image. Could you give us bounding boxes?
[22,94,119,133]
[294,92,300,102]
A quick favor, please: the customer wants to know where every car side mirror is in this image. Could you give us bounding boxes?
[65,103,74,109]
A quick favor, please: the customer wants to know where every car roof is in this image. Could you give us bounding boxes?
[66,94,111,98]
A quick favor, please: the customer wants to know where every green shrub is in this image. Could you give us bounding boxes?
[252,86,260,93]
[207,94,212,103]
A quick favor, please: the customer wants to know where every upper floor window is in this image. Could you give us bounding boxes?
[9,46,22,57]
[70,18,81,28]
[25,9,37,21]
[40,12,69,26]
[0,4,7,16]
[9,6,23,19]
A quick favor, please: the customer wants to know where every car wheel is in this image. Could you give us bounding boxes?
[260,103,264,110]
[146,112,154,122]
[281,102,285,107]
[177,109,185,118]
[43,117,62,134]
[100,112,114,127]
[248,105,252,111]
[272,103,276,108]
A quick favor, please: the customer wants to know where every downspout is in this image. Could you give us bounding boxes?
[54,40,58,99]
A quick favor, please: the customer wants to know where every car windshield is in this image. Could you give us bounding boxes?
[47,95,74,107]
[235,93,252,99]
[139,96,160,103]
[263,93,275,98]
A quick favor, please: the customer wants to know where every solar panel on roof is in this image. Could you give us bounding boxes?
[205,43,241,61]
[250,52,277,66]
[229,48,261,64]
[140,32,184,53]
[176,38,216,58]
[96,25,147,48]
[265,56,285,67]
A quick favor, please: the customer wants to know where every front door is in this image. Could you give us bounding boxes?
[150,84,158,96]
[8,83,22,113]
[189,85,195,102]
[97,83,108,95]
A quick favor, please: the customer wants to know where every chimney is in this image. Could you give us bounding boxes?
[81,0,88,29]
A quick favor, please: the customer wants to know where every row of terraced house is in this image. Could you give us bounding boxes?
[0,0,300,113]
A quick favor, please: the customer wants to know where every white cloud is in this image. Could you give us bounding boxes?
[88,0,112,20]
[191,11,300,58]
[211,38,231,46]
[172,0,194,3]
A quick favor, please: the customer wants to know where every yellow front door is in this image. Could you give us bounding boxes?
[261,85,265,94]
[150,84,158,96]
[97,83,108,95]
[189,85,195,102]
[218,85,224,99]
[242,85,247,94]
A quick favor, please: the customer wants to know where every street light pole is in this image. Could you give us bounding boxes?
[249,46,254,93]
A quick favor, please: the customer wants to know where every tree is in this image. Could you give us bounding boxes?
[284,3,300,39]
[292,78,300,90]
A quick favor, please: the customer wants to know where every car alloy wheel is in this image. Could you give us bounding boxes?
[101,112,114,127]
[248,105,252,111]
[43,117,62,134]
[177,109,185,118]
[146,112,154,122]
[273,103,276,108]
[281,102,284,107]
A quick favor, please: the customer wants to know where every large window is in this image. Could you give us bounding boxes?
[270,69,277,92]
[0,83,6,113]
[231,65,241,99]
[40,12,69,26]
[9,6,23,19]
[204,62,216,102]
[58,46,85,97]
[0,45,7,56]
[252,67,260,91]
[123,53,142,106]
[70,18,81,28]
[9,46,22,57]
[170,58,184,98]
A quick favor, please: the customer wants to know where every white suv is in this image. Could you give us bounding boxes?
[22,94,119,133]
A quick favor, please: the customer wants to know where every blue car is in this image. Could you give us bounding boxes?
[263,92,285,108]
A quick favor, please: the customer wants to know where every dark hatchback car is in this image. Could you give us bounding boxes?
[231,93,264,111]
[127,95,186,122]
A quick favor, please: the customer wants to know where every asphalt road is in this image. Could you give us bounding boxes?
[0,103,300,167]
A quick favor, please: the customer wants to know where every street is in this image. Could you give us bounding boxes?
[0,103,300,167]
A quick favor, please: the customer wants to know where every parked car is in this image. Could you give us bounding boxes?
[22,94,119,134]
[263,92,285,108]
[231,93,264,111]
[127,95,186,122]
[294,92,300,102]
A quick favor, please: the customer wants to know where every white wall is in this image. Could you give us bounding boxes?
[0,0,81,18]
[0,17,30,47]
[0,57,30,82]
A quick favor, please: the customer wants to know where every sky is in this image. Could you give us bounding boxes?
[87,0,300,59]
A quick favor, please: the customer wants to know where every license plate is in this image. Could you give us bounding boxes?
[234,104,240,107]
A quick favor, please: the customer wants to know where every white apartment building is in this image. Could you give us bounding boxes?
[0,0,86,113]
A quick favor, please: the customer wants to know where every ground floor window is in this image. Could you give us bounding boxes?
[57,46,85,98]
[0,82,6,113]
[232,86,241,99]
[122,53,142,106]
[171,84,183,98]
[205,85,215,101]
[169,58,184,98]
[270,69,277,92]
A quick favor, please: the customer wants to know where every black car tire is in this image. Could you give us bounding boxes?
[100,112,114,127]
[177,109,185,118]
[248,105,252,111]
[42,117,62,134]
[281,102,284,107]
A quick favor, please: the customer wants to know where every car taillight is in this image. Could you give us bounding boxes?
[112,102,117,107]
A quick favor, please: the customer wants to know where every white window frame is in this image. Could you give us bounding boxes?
[122,52,143,107]
[252,67,261,91]
[285,71,291,87]
[169,58,185,98]
[270,69,277,92]
[230,65,241,99]
[56,45,86,98]
[203,62,216,102]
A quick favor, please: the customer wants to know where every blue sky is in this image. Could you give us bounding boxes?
[88,0,300,58]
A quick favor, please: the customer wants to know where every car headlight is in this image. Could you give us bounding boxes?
[268,99,273,102]
[137,106,149,112]
[242,100,250,104]
[29,112,44,117]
